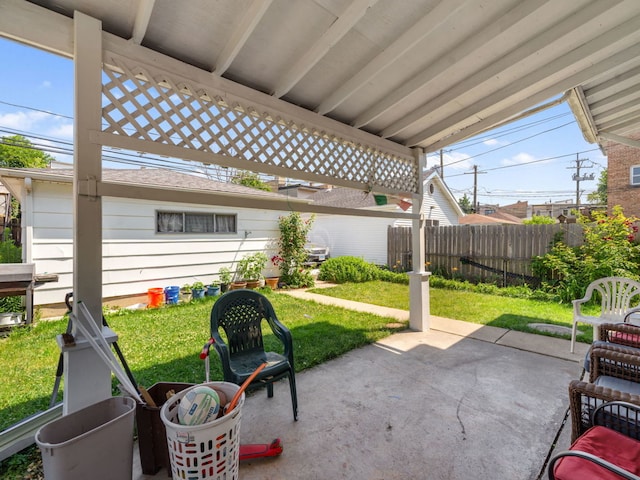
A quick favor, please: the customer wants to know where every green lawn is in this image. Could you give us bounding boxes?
[308,280,598,340]
[0,291,406,432]
[0,282,598,477]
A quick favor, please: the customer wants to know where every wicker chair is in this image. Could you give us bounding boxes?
[569,345,640,442]
[600,322,640,348]
[584,323,640,373]
[571,277,640,353]
[550,401,640,479]
[203,289,298,420]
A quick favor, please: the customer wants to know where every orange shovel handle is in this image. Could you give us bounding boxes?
[226,362,267,414]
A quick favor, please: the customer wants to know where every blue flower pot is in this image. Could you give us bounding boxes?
[191,288,205,299]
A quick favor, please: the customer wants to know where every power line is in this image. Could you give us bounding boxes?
[0,99,73,120]
[451,111,573,149]
[443,148,602,178]
[439,120,577,168]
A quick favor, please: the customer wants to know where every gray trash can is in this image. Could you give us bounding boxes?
[35,396,136,480]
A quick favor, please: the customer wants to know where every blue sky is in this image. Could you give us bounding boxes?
[0,37,606,207]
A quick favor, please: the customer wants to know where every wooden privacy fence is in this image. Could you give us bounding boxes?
[388,223,584,285]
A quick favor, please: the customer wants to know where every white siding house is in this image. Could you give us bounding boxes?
[308,169,462,265]
[0,167,302,308]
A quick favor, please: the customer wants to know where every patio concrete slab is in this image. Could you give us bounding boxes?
[235,329,580,480]
[133,292,588,480]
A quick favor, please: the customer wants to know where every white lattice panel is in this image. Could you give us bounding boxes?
[101,54,418,194]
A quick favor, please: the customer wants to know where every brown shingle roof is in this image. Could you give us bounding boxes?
[309,187,379,208]
[3,167,286,198]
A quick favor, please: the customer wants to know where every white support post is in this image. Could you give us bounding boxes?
[409,148,430,331]
[64,11,112,414]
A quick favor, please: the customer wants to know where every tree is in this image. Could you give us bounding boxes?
[532,205,640,302]
[0,135,53,168]
[523,215,556,225]
[0,135,54,220]
[587,169,607,205]
[231,170,272,191]
[458,193,473,214]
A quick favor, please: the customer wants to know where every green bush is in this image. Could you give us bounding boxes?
[377,268,409,284]
[428,274,557,301]
[0,229,21,263]
[277,212,315,288]
[318,257,380,283]
[0,230,23,313]
[532,206,640,302]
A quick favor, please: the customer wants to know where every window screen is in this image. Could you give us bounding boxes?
[157,211,237,234]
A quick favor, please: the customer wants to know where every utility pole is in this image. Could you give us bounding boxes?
[568,154,595,207]
[439,149,444,179]
[463,165,487,213]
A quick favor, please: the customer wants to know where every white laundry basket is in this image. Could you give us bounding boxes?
[160,382,244,480]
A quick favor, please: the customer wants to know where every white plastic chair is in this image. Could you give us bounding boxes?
[571,277,640,353]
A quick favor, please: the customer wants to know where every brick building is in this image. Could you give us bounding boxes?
[606,133,640,218]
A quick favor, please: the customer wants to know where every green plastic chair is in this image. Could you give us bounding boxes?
[206,289,298,421]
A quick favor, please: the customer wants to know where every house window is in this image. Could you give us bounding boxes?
[156,211,237,234]
[428,183,435,194]
[631,166,640,186]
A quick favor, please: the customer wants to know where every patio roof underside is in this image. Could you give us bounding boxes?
[2,0,640,197]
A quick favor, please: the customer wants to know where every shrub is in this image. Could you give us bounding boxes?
[532,206,640,302]
[0,230,22,313]
[377,268,409,284]
[318,257,379,283]
[0,229,21,263]
[277,212,315,288]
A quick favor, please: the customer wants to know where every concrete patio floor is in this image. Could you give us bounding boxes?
[133,291,589,480]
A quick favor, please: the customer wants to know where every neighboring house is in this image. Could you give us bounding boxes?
[307,169,463,265]
[528,199,580,220]
[458,213,520,225]
[0,167,303,309]
[497,200,529,219]
[607,135,640,217]
[485,211,523,224]
[476,203,500,216]
[527,199,605,222]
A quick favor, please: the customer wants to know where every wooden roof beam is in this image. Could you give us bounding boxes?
[411,19,640,149]
[130,0,155,45]
[315,0,468,115]
[272,0,378,99]
[379,0,621,139]
[352,0,559,129]
[213,0,272,75]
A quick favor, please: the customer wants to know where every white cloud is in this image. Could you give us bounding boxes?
[46,122,74,140]
[40,80,52,89]
[0,110,49,130]
[443,151,473,171]
[483,138,500,146]
[501,152,536,166]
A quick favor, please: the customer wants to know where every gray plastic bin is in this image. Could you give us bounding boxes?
[35,396,136,480]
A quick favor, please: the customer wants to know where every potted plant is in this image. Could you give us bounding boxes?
[207,281,220,296]
[237,252,268,289]
[179,284,192,303]
[266,255,284,290]
[218,267,232,293]
[191,281,205,299]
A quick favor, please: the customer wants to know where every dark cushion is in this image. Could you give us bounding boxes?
[594,375,640,396]
[553,426,640,480]
[584,341,640,372]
